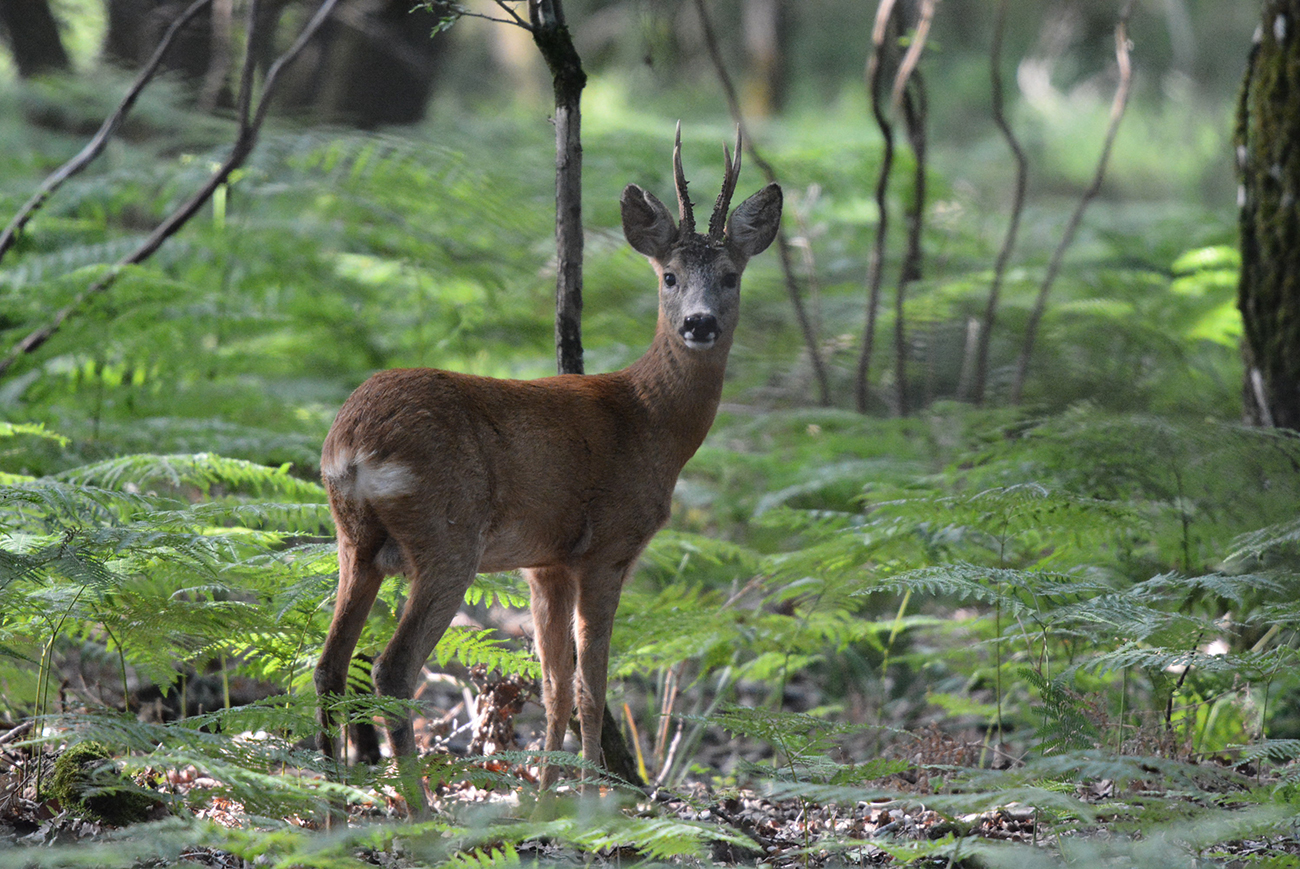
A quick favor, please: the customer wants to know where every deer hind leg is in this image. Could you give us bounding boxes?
[525,566,577,790]
[315,521,386,765]
[371,535,480,760]
[574,562,632,787]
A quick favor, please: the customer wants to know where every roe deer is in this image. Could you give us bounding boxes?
[315,125,782,796]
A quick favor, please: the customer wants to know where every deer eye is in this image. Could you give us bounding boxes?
[663,272,677,288]
[721,273,739,290]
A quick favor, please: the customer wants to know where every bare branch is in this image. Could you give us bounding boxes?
[890,0,935,112]
[1010,0,1136,405]
[0,0,345,379]
[691,0,830,407]
[965,0,1029,406]
[0,0,215,264]
[490,0,532,29]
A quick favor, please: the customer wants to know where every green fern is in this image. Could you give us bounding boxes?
[434,626,539,680]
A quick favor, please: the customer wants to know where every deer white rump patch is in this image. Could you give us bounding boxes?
[323,449,417,502]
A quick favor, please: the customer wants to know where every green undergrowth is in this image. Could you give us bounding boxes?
[0,71,1292,865]
[2,402,1299,866]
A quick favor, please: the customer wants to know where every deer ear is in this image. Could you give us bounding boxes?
[621,184,678,260]
[726,183,783,259]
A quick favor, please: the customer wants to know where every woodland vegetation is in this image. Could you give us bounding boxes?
[0,1,1298,867]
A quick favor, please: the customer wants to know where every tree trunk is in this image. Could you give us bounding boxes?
[1237,1,1300,430]
[105,0,214,81]
[529,0,586,377]
[0,0,71,77]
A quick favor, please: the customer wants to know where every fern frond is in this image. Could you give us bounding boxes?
[434,626,539,679]
[139,501,333,537]
[464,572,529,609]
[59,453,325,502]
[0,421,69,445]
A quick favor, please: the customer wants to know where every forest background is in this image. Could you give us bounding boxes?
[1,1,1298,867]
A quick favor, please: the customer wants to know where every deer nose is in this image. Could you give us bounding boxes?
[679,314,720,347]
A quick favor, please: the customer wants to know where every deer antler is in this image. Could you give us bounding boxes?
[673,121,695,235]
[708,126,742,242]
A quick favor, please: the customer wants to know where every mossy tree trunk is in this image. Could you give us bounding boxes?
[1236,0,1300,430]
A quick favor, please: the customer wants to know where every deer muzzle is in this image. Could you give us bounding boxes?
[679,313,720,348]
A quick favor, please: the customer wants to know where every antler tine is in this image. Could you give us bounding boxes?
[708,125,743,241]
[673,121,695,235]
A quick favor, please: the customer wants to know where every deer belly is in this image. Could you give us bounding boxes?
[478,511,594,573]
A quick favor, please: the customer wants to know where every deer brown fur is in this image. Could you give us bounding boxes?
[315,126,782,801]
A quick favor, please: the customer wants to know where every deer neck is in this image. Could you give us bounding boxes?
[623,321,732,470]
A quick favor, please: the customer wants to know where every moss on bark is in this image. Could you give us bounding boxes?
[1237,0,1300,429]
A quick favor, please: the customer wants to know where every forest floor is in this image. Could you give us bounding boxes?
[2,663,1299,868]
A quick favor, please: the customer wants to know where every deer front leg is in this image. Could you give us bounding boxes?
[574,564,630,788]
[525,566,577,791]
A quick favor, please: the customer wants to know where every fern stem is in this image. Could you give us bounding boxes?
[994,589,1003,747]
[34,582,90,796]
[102,623,131,714]
[664,664,735,787]
[881,588,912,679]
[1117,668,1128,753]
[221,652,232,712]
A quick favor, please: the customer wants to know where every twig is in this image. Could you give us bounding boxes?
[692,0,830,407]
[0,0,215,264]
[653,719,683,788]
[449,1,533,30]
[491,0,532,29]
[0,0,343,379]
[0,720,32,746]
[1010,0,1136,405]
[966,0,1029,406]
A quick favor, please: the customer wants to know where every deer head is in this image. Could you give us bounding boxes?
[620,124,783,354]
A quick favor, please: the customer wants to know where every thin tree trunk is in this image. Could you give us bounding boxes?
[856,0,899,414]
[529,0,586,376]
[0,0,70,77]
[893,74,926,417]
[966,0,1028,406]
[692,0,830,406]
[1010,0,1134,405]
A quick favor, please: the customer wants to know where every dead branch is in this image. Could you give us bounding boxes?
[0,0,344,379]
[0,0,214,264]
[692,0,831,407]
[965,0,1029,406]
[1010,0,1136,405]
